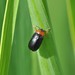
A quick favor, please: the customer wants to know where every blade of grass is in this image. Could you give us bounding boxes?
[28,0,75,75]
[0,0,6,39]
[46,0,75,75]
[69,0,75,28]
[37,52,55,75]
[8,0,41,75]
[66,0,75,55]
[27,0,60,75]
[0,0,6,57]
[27,0,50,30]
[0,0,19,75]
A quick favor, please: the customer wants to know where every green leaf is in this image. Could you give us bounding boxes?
[0,0,19,75]
[27,0,75,75]
[27,0,60,75]
[8,0,41,75]
[0,0,75,75]
[0,0,6,61]
[0,0,6,39]
[66,0,75,53]
[46,0,75,75]
[27,0,50,30]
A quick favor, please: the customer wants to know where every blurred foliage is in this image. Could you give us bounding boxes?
[0,0,6,39]
[0,0,75,75]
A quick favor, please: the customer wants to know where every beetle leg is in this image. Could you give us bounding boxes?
[32,25,40,30]
[46,28,51,34]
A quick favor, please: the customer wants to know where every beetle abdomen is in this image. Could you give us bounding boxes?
[28,33,43,51]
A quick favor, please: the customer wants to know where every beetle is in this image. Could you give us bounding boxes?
[28,29,46,51]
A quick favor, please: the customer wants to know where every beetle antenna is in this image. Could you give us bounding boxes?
[33,25,41,30]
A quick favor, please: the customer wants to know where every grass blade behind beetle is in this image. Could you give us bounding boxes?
[27,0,60,75]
